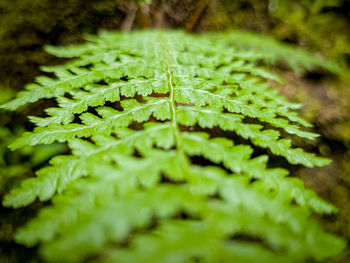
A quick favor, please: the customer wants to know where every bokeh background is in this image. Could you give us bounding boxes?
[0,0,350,262]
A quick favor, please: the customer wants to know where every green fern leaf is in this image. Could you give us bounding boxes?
[207,31,344,75]
[1,30,345,263]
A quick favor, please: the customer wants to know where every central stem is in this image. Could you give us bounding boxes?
[158,33,190,176]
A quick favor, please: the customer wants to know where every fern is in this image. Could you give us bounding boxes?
[0,85,67,195]
[1,30,345,263]
[205,31,343,75]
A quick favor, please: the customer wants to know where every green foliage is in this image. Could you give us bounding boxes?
[268,0,350,64]
[1,30,346,262]
[206,31,343,75]
[216,0,350,70]
[0,86,67,195]
[0,86,66,263]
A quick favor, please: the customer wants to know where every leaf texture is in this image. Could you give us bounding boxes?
[1,30,345,263]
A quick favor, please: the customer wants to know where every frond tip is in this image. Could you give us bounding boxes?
[2,30,345,263]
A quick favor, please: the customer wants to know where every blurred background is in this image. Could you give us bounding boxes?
[0,0,350,262]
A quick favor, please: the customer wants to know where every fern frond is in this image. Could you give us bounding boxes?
[2,30,345,262]
[206,31,343,75]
